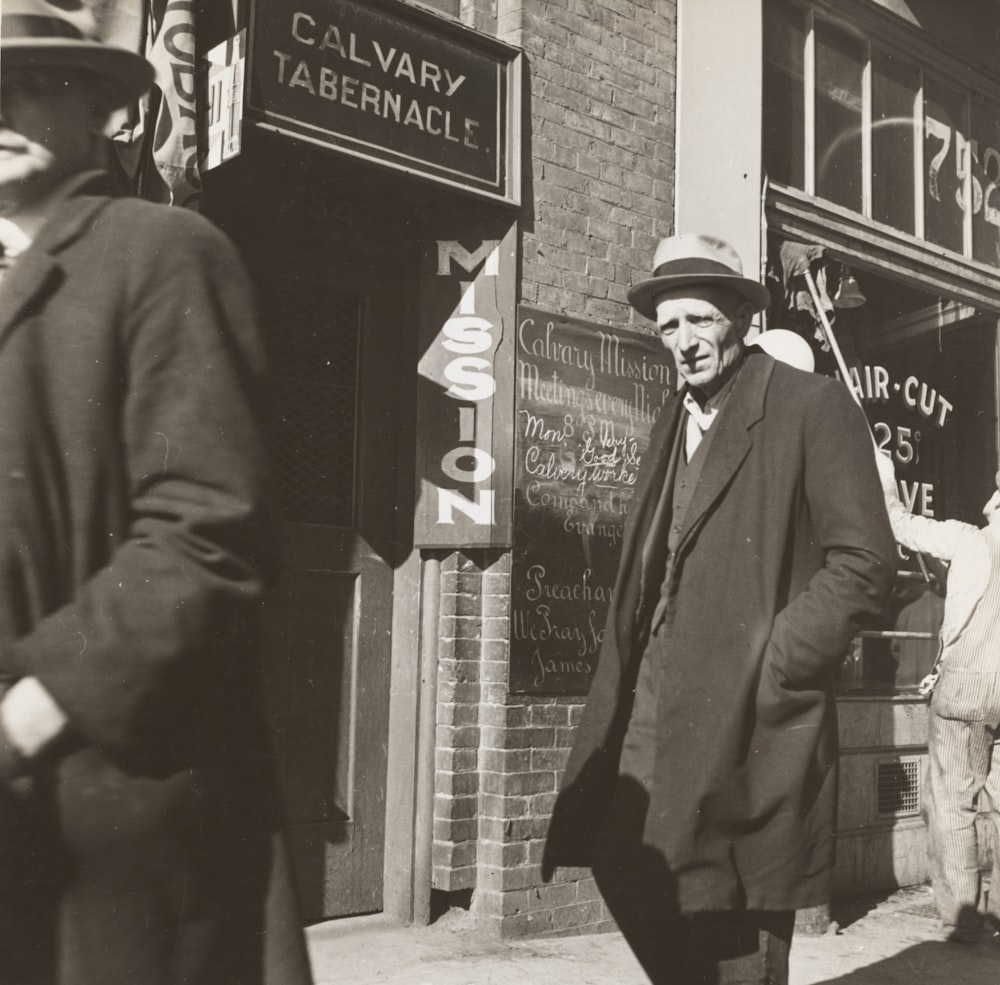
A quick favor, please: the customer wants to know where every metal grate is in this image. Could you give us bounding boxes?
[257,274,361,526]
[876,758,921,818]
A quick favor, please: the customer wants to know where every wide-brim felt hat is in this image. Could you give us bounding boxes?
[1,0,154,110]
[628,233,771,320]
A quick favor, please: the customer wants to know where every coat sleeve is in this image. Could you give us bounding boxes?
[6,205,275,773]
[763,382,897,693]
[876,455,987,649]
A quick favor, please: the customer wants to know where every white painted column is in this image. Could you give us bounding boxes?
[675,0,764,286]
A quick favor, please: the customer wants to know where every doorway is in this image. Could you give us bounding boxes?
[206,138,418,920]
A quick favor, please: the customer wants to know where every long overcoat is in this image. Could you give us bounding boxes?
[544,350,897,913]
[0,173,311,985]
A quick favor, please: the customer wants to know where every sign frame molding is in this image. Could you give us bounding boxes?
[245,0,523,207]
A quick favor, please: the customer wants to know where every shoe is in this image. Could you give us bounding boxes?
[944,926,979,944]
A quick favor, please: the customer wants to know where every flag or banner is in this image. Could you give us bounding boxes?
[89,0,148,189]
[147,0,201,208]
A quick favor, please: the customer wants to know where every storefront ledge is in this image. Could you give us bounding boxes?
[835,690,929,750]
[832,824,930,898]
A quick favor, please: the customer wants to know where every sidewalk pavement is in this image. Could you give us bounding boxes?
[305,884,1000,984]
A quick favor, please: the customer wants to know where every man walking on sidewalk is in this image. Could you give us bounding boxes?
[875,451,1000,944]
[543,234,896,984]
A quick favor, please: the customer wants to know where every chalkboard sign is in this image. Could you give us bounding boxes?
[510,306,673,695]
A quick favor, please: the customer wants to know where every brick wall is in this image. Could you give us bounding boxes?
[433,551,619,937]
[502,0,676,331]
[433,550,510,892]
[429,0,677,939]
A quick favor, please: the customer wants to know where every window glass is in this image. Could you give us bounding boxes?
[872,50,917,233]
[763,1,1000,271]
[815,21,864,211]
[971,95,1000,266]
[414,0,460,15]
[848,320,996,691]
[762,0,805,189]
[923,78,967,255]
[765,236,998,693]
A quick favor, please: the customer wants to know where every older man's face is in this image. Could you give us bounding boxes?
[0,69,105,205]
[655,285,753,397]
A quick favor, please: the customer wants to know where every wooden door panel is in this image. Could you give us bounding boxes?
[254,265,399,920]
[263,550,391,919]
[282,568,353,824]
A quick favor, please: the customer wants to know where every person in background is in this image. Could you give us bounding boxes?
[891,558,947,689]
[0,2,312,982]
[543,233,897,985]
[875,450,1000,944]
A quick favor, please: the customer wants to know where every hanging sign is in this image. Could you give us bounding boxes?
[247,0,521,204]
[205,30,246,171]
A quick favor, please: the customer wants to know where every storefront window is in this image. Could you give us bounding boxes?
[872,51,917,234]
[762,0,805,189]
[815,21,864,212]
[764,235,999,692]
[971,95,1000,266]
[924,78,967,255]
[763,2,1000,691]
[764,0,1000,273]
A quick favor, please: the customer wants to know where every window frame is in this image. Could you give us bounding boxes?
[767,0,1000,310]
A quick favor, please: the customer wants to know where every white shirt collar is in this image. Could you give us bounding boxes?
[0,217,32,261]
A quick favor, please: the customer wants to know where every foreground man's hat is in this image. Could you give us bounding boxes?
[1,0,154,110]
[629,233,772,320]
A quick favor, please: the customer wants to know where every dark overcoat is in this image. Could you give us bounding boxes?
[544,349,897,913]
[0,173,311,985]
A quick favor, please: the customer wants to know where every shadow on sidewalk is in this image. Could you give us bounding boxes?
[829,891,892,929]
[810,939,1000,985]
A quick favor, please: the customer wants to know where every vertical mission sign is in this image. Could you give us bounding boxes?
[415,220,516,548]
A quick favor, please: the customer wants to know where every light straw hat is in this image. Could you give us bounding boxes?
[629,234,771,320]
[1,0,154,110]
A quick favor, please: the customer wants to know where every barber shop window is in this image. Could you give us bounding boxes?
[763,1,1000,692]
[764,0,1000,269]
[763,234,999,693]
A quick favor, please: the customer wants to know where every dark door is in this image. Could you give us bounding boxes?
[255,250,404,920]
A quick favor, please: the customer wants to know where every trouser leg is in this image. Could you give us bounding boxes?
[686,910,794,985]
[983,730,1000,928]
[926,713,991,932]
[591,775,686,984]
[593,853,793,985]
[592,779,793,985]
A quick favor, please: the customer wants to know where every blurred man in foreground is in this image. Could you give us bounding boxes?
[0,2,311,982]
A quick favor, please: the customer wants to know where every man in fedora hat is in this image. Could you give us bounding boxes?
[874,451,1000,945]
[0,3,312,983]
[544,234,896,983]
